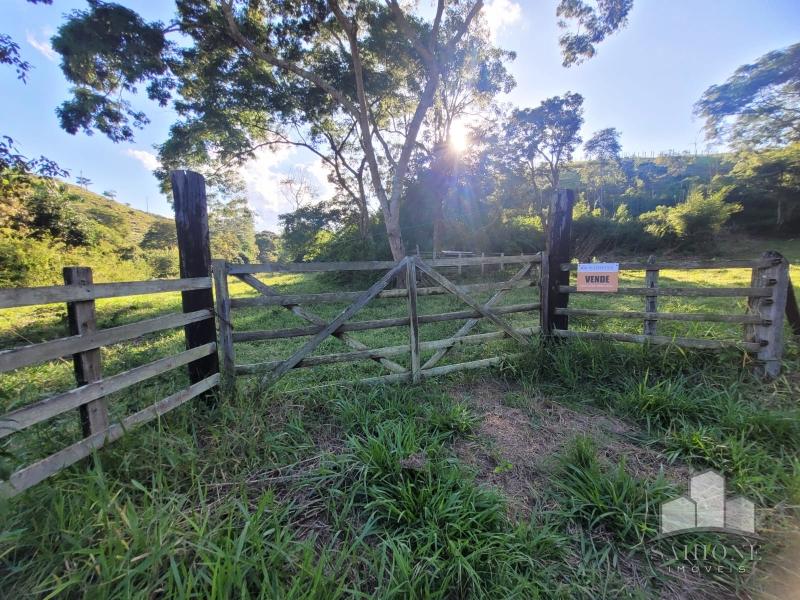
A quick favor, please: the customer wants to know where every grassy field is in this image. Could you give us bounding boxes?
[0,240,798,598]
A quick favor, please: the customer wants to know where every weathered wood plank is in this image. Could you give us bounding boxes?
[422,263,532,370]
[406,259,421,383]
[212,260,235,391]
[644,257,659,336]
[227,254,541,274]
[745,251,790,378]
[235,273,407,375]
[552,329,762,351]
[556,308,766,324]
[64,267,108,437]
[281,354,525,394]
[0,277,213,309]
[0,310,212,374]
[0,374,219,498]
[236,327,538,374]
[263,259,408,385]
[230,279,536,308]
[0,342,217,439]
[231,303,541,342]
[559,258,778,272]
[560,286,772,297]
[415,261,531,345]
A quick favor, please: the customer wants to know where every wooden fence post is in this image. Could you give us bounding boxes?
[500,252,504,272]
[786,276,800,336]
[171,170,219,397]
[480,252,485,277]
[644,255,659,335]
[540,190,574,334]
[406,257,421,383]
[212,259,235,391]
[64,266,109,436]
[746,251,790,378]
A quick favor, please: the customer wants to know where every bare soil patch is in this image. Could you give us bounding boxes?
[448,378,690,518]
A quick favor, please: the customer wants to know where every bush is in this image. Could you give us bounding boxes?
[640,186,741,249]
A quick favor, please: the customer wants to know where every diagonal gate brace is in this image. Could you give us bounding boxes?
[234,270,408,377]
[415,259,532,347]
[422,261,533,370]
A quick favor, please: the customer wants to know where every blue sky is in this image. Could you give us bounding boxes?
[3,0,799,229]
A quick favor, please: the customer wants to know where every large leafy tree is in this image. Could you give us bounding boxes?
[695,43,800,148]
[52,0,631,261]
[583,127,622,214]
[504,92,584,216]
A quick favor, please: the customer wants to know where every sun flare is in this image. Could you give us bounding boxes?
[449,120,470,153]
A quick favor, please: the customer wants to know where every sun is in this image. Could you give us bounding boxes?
[448,120,470,153]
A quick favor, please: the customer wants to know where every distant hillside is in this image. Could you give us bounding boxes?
[63,183,173,247]
[1,177,178,287]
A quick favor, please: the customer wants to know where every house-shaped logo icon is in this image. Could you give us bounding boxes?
[660,470,755,535]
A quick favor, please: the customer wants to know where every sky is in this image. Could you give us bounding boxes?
[3,0,799,230]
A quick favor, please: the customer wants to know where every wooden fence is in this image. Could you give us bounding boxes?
[0,269,219,497]
[539,190,794,378]
[213,253,543,390]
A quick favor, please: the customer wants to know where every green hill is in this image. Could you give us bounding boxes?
[64,183,172,247]
[1,178,177,287]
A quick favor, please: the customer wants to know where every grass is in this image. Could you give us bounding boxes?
[0,240,799,597]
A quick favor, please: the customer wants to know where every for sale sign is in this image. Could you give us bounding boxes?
[577,263,619,292]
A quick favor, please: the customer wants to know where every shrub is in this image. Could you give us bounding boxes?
[640,186,741,249]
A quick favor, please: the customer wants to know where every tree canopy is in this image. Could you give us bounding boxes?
[51,0,631,262]
[695,42,800,148]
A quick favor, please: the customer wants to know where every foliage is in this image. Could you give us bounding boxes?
[140,220,177,251]
[556,0,634,66]
[727,142,800,232]
[504,92,584,203]
[207,196,257,263]
[51,0,629,261]
[639,187,741,248]
[695,42,800,148]
[278,203,340,263]
[254,230,279,263]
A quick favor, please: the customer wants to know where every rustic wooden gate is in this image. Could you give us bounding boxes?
[213,254,543,390]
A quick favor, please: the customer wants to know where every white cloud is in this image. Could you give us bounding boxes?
[125,149,160,171]
[482,0,522,40]
[240,146,337,231]
[26,30,57,62]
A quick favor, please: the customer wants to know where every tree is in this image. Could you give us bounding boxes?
[729,143,800,229]
[52,0,631,267]
[75,175,92,189]
[584,127,622,214]
[102,189,118,200]
[255,230,279,263]
[557,0,634,67]
[504,92,584,216]
[279,203,339,262]
[695,43,800,148]
[208,196,257,262]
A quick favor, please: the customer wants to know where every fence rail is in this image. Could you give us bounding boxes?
[215,254,543,391]
[0,271,219,497]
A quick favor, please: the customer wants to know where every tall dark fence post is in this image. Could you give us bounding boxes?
[171,170,219,396]
[540,189,574,335]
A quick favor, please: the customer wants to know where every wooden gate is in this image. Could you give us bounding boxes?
[212,254,543,390]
